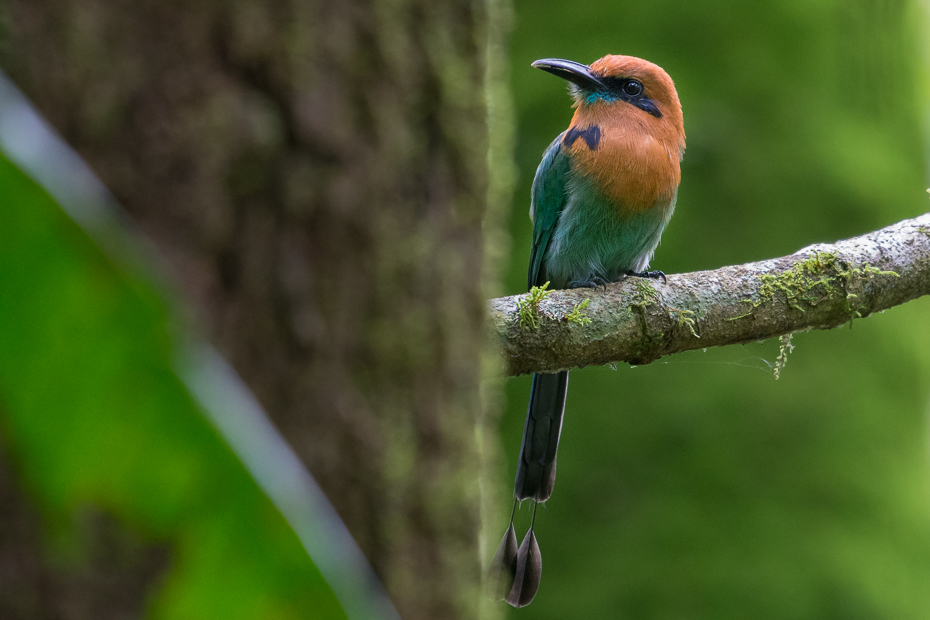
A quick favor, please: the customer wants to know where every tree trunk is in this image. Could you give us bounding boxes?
[2,0,504,617]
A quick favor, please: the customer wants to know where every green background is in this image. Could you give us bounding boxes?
[495,0,930,618]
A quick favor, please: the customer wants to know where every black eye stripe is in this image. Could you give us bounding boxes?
[635,99,662,118]
[595,76,661,117]
[599,77,644,97]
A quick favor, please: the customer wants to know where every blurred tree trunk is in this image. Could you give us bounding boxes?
[1,0,507,618]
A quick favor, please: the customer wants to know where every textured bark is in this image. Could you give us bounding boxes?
[491,213,930,376]
[2,0,501,618]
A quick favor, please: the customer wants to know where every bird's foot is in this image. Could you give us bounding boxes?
[627,269,668,284]
[570,275,608,291]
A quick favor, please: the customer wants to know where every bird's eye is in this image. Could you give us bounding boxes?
[622,80,643,97]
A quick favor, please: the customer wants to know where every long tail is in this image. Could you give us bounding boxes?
[514,371,569,501]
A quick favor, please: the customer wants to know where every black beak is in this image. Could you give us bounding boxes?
[531,58,605,92]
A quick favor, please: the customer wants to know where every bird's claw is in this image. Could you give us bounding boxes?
[627,269,667,284]
[570,276,609,291]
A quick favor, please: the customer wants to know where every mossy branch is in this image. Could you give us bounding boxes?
[488,213,930,377]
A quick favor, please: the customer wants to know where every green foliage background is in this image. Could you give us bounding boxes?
[496,0,930,618]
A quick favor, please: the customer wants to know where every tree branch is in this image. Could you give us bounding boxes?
[489,213,930,377]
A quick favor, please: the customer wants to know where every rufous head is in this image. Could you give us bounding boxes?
[532,55,684,151]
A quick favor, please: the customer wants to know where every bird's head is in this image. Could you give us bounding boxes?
[532,54,683,141]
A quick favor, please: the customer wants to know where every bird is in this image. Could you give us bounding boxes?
[487,54,685,607]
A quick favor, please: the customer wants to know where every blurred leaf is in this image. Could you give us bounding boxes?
[0,153,346,619]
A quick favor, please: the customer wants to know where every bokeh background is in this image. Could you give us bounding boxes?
[0,0,929,618]
[495,0,930,618]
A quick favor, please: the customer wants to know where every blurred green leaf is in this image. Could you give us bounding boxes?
[0,153,346,619]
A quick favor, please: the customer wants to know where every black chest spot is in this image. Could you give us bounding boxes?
[564,125,601,150]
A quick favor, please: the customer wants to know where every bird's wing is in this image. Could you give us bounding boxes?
[528,132,570,290]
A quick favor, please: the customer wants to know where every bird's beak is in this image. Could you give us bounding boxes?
[531,58,605,92]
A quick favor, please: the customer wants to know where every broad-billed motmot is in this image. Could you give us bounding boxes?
[488,55,686,607]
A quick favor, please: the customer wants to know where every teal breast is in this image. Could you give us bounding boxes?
[543,169,676,289]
